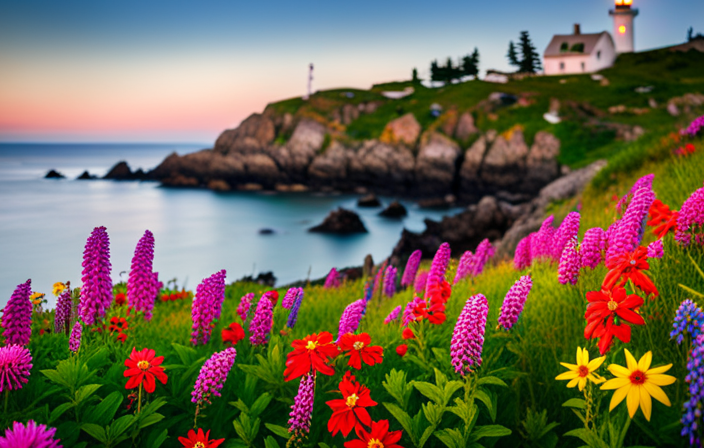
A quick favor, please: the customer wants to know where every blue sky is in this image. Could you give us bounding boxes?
[0,0,701,143]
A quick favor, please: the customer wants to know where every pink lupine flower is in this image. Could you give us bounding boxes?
[0,345,32,393]
[498,275,532,331]
[414,270,428,295]
[469,239,494,276]
[249,292,276,346]
[192,347,237,407]
[191,270,227,346]
[282,288,299,309]
[647,239,664,259]
[581,227,606,269]
[675,186,704,247]
[54,287,73,335]
[288,373,315,436]
[425,242,451,299]
[451,294,488,375]
[400,250,422,288]
[79,226,112,326]
[372,261,387,297]
[287,288,304,329]
[237,293,254,322]
[127,230,158,320]
[0,420,61,448]
[552,212,580,261]
[532,216,555,261]
[402,297,424,326]
[685,114,704,137]
[454,251,474,284]
[336,298,367,341]
[2,280,32,346]
[606,183,655,263]
[324,268,340,288]
[558,237,581,285]
[617,174,654,214]
[384,305,402,324]
[69,321,82,353]
[383,266,397,297]
[514,233,533,270]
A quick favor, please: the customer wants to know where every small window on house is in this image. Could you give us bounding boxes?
[570,43,585,52]
[581,62,585,71]
[597,50,601,60]
[560,42,569,52]
[560,62,565,70]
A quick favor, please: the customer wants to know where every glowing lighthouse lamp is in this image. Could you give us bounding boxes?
[610,0,638,53]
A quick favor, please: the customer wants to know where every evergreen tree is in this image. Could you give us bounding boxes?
[412,68,420,83]
[470,47,480,75]
[506,41,520,69]
[461,55,473,77]
[430,60,440,82]
[688,27,694,42]
[445,57,456,82]
[518,31,541,73]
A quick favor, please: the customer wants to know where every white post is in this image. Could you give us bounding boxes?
[304,63,314,100]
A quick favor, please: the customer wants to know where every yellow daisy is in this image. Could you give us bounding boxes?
[555,346,606,391]
[600,349,676,421]
[53,282,66,296]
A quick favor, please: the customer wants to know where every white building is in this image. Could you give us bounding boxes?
[609,0,638,53]
[543,25,617,75]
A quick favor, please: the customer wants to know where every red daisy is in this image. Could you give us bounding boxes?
[109,317,128,333]
[114,292,126,306]
[584,287,645,355]
[647,199,678,239]
[284,331,339,382]
[603,246,658,297]
[338,333,383,370]
[343,420,404,448]
[116,332,127,343]
[396,344,408,357]
[221,322,245,345]
[326,372,378,437]
[401,327,415,340]
[178,428,224,448]
[124,347,168,393]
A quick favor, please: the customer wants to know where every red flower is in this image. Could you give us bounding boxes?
[402,328,415,340]
[116,332,127,343]
[603,246,658,297]
[267,290,279,306]
[647,199,678,239]
[343,420,404,448]
[178,428,224,448]
[222,322,245,345]
[338,333,383,370]
[396,344,408,357]
[584,287,645,355]
[124,347,168,393]
[284,332,339,382]
[419,279,451,325]
[326,372,378,437]
[114,292,126,306]
[109,317,128,333]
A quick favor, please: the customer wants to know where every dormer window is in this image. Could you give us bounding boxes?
[560,42,569,52]
[570,43,585,52]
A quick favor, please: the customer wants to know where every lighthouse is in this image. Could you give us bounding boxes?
[609,0,638,53]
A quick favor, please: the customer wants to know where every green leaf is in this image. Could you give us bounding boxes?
[138,413,165,429]
[264,436,281,448]
[319,444,335,448]
[477,376,507,387]
[382,369,414,409]
[88,391,123,426]
[109,415,135,440]
[230,399,249,414]
[447,397,478,427]
[414,381,444,405]
[678,283,704,298]
[475,389,497,423]
[470,424,512,441]
[75,384,102,405]
[49,402,75,424]
[149,429,169,448]
[562,398,587,410]
[564,428,610,448]
[422,401,444,426]
[383,403,416,445]
[420,426,436,448]
[250,392,273,417]
[442,381,464,406]
[81,423,107,444]
[41,369,71,390]
[433,368,448,389]
[265,423,291,439]
[172,342,199,365]
[434,428,465,448]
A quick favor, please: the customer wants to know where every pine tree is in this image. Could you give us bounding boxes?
[470,47,480,75]
[445,57,456,82]
[412,68,420,83]
[507,41,520,69]
[518,31,542,73]
[430,60,440,82]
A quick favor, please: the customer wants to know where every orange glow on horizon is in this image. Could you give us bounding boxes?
[619,25,627,34]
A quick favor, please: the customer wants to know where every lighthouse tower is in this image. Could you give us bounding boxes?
[609,0,638,53]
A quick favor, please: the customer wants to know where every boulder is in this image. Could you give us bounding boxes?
[309,208,368,234]
[480,126,529,188]
[277,120,327,180]
[241,153,281,186]
[357,194,381,207]
[379,113,421,146]
[103,161,133,180]
[454,112,478,141]
[151,150,247,186]
[162,174,199,187]
[379,201,408,218]
[45,169,65,179]
[76,171,96,180]
[414,133,461,196]
[214,113,276,154]
[308,141,350,186]
[523,131,560,191]
[363,254,374,277]
[348,141,415,193]
[207,179,230,191]
[459,134,488,199]
[341,104,360,125]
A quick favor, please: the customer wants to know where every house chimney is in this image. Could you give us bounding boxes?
[574,24,581,35]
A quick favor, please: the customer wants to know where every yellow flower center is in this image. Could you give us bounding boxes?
[578,365,590,378]
[137,360,151,371]
[306,340,318,351]
[194,443,205,448]
[367,439,384,448]
[629,370,646,385]
[353,341,365,350]
[607,300,618,311]
[346,393,359,407]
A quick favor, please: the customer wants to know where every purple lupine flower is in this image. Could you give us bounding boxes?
[682,334,704,447]
[552,212,581,261]
[192,347,237,407]
[0,344,32,393]
[69,321,82,353]
[531,216,555,261]
[0,420,61,448]
[191,270,227,346]
[383,266,397,298]
[451,294,488,375]
[324,268,340,289]
[209,270,227,322]
[237,293,254,322]
[336,298,367,341]
[384,305,402,324]
[414,270,428,295]
[616,174,654,214]
[287,288,304,329]
[675,186,704,247]
[671,299,704,345]
[363,281,373,302]
[647,239,664,259]
[372,261,387,298]
[514,234,533,270]
[402,297,424,327]
[469,239,493,277]
[685,114,704,137]
[498,275,533,331]
[425,242,451,299]
[288,373,315,436]
[400,250,422,288]
[249,292,276,346]
[79,226,112,326]
[282,288,299,309]
[2,280,32,346]
[558,237,581,285]
[454,251,474,284]
[581,227,606,269]
[54,286,73,335]
[606,185,655,263]
[127,230,157,320]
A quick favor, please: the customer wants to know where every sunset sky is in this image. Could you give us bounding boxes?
[1,0,702,144]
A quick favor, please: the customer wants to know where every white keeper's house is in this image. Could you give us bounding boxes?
[543,25,617,75]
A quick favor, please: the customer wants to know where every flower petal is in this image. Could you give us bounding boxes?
[587,356,606,372]
[624,349,637,371]
[601,377,630,390]
[642,382,671,406]
[646,364,672,375]
[608,384,630,411]
[556,371,580,381]
[639,385,652,421]
[607,364,631,378]
[637,351,652,372]
[646,373,676,386]
[566,377,580,388]
[626,384,640,418]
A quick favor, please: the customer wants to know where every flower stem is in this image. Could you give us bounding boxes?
[138,383,143,414]
[4,389,8,414]
[584,383,594,431]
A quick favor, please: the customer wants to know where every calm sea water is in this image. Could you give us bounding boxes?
[0,143,461,308]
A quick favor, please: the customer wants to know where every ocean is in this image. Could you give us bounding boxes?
[0,143,462,308]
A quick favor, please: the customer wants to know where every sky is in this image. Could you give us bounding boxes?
[0,0,702,144]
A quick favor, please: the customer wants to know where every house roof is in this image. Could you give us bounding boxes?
[544,31,613,57]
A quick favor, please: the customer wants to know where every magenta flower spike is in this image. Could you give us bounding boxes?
[287,288,304,329]
[69,321,82,353]
[402,297,424,326]
[191,270,227,346]
[676,186,704,247]
[282,288,299,309]
[581,227,606,269]
[400,250,422,288]
[0,420,61,448]
[324,268,340,289]
[0,344,32,393]
[451,294,489,375]
[532,216,555,261]
[686,114,704,137]
[647,239,664,259]
[54,287,73,335]
[249,292,275,346]
[425,242,451,299]
[2,279,32,346]
[498,275,533,331]
[192,347,237,408]
[383,266,397,298]
[127,230,157,320]
[414,270,428,295]
[552,212,581,261]
[469,239,493,277]
[454,251,474,284]
[237,293,254,322]
[616,174,654,214]
[336,298,367,341]
[384,305,403,324]
[514,233,533,270]
[606,185,655,262]
[372,261,387,297]
[558,237,581,285]
[79,226,112,326]
[288,373,315,436]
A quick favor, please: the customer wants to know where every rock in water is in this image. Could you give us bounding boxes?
[363,254,374,277]
[379,201,407,218]
[45,169,65,179]
[357,194,381,207]
[76,171,96,180]
[309,208,368,234]
[103,161,133,180]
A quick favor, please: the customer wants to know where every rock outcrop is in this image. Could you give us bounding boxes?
[379,113,421,146]
[45,170,65,179]
[414,133,461,196]
[379,201,408,218]
[309,208,368,234]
